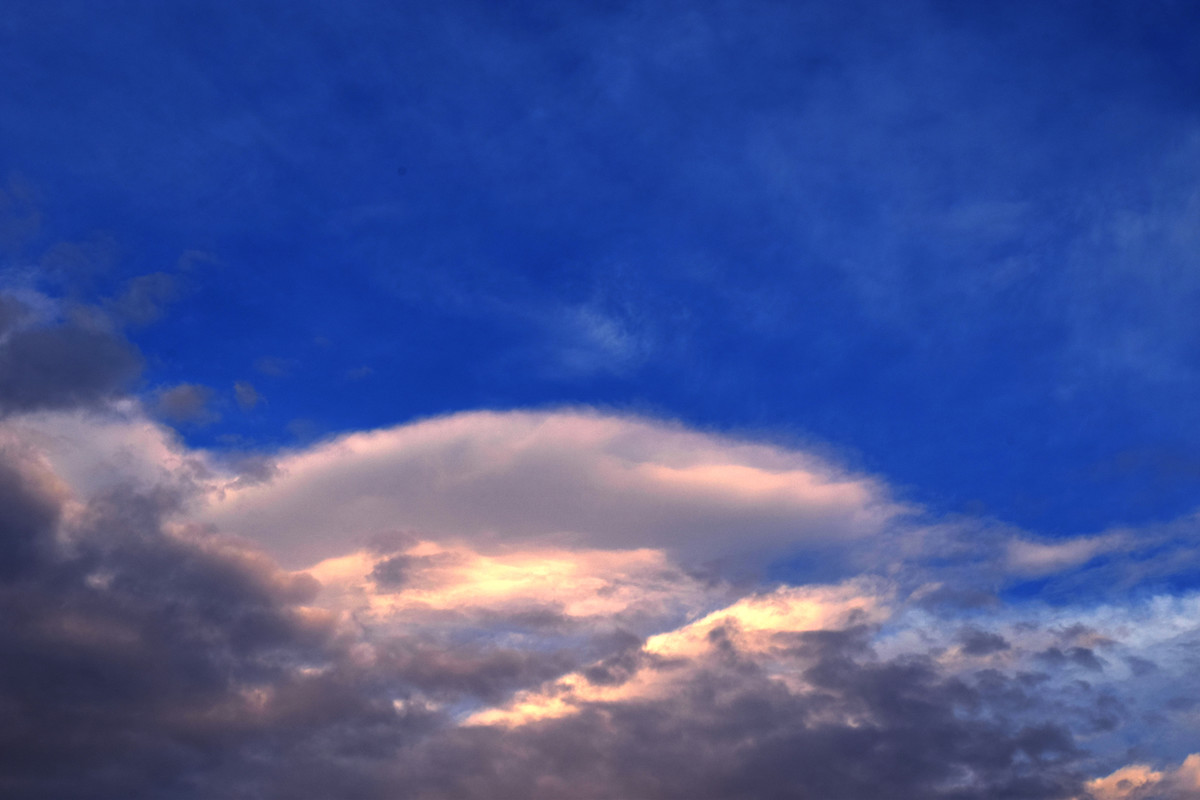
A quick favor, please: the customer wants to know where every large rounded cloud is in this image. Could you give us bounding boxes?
[202,410,905,567]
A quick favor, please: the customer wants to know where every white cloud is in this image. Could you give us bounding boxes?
[0,401,205,500]
[201,409,904,568]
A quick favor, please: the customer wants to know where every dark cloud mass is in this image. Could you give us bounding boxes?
[0,294,141,415]
[0,390,1192,797]
[0,442,1104,800]
[401,630,1086,800]
[0,454,396,799]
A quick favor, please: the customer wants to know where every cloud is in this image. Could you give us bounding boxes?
[0,293,30,335]
[36,234,118,291]
[1084,755,1200,800]
[108,271,178,326]
[418,624,1087,800]
[1,405,1200,797]
[0,437,359,799]
[202,410,903,568]
[233,380,260,411]
[0,293,142,415]
[154,382,218,426]
[313,542,713,630]
[0,443,63,579]
[541,304,651,378]
[464,578,890,727]
[0,404,204,499]
[1008,534,1127,576]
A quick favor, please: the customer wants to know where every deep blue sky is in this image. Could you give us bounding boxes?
[4,0,1200,537]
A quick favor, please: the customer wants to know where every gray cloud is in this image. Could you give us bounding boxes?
[0,440,1105,800]
[0,451,395,798]
[3,409,1200,798]
[0,301,142,415]
[395,628,1087,800]
[0,450,60,580]
[960,627,1012,656]
[202,410,902,568]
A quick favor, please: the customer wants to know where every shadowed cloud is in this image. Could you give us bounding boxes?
[0,407,1198,797]
[0,298,141,415]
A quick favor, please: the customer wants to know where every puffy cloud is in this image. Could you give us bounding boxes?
[1,405,1200,797]
[0,436,360,798]
[0,404,206,499]
[412,624,1086,800]
[464,579,890,727]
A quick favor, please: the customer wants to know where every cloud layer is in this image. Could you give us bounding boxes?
[1,404,1198,798]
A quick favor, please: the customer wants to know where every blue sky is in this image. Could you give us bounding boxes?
[4,0,1199,535]
[3,3,1200,798]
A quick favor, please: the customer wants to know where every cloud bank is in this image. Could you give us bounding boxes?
[1,402,1199,798]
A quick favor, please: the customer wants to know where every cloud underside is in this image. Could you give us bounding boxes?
[1,407,1198,798]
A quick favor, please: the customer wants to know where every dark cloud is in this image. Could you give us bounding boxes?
[1126,655,1158,677]
[0,306,142,414]
[1036,647,1107,673]
[0,447,1181,799]
[960,627,1012,656]
[0,450,401,798]
[369,551,463,590]
[397,629,1087,800]
[0,448,576,798]
[0,451,60,580]
[374,637,579,705]
[581,636,654,687]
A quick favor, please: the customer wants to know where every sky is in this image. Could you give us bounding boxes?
[2,1,1200,798]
